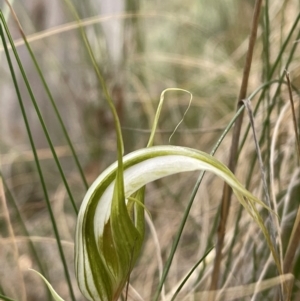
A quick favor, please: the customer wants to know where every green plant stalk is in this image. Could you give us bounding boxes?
[125,0,146,85]
[0,21,76,301]
[62,0,124,164]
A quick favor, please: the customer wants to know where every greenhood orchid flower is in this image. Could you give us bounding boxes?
[74,145,274,301]
[32,89,279,301]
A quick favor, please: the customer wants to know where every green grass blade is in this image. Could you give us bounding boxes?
[0,282,17,301]
[262,0,270,78]
[153,105,246,301]
[21,35,88,189]
[4,0,87,188]
[0,170,51,300]
[0,294,18,301]
[29,269,66,301]
[219,15,299,288]
[237,25,300,214]
[0,20,76,301]
[239,12,300,155]
[222,204,244,284]
[61,0,124,162]
[170,246,214,301]
[0,11,78,214]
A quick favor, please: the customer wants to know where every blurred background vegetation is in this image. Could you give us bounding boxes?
[0,0,299,300]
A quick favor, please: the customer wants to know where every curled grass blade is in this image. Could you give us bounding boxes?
[146,88,192,147]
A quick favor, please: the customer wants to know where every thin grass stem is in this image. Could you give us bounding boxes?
[0,170,52,300]
[5,4,88,189]
[0,9,78,214]
[0,294,18,301]
[0,21,76,301]
[285,70,300,162]
[242,99,282,275]
[239,12,300,154]
[0,170,26,301]
[153,105,245,301]
[170,246,214,301]
[210,0,263,292]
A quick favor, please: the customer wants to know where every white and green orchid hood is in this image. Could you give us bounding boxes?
[34,89,279,301]
[74,145,275,301]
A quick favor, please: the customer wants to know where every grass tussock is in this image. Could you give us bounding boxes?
[0,0,300,300]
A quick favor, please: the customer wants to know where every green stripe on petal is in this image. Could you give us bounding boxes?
[75,145,277,301]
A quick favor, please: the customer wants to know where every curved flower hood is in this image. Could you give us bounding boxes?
[75,145,271,301]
